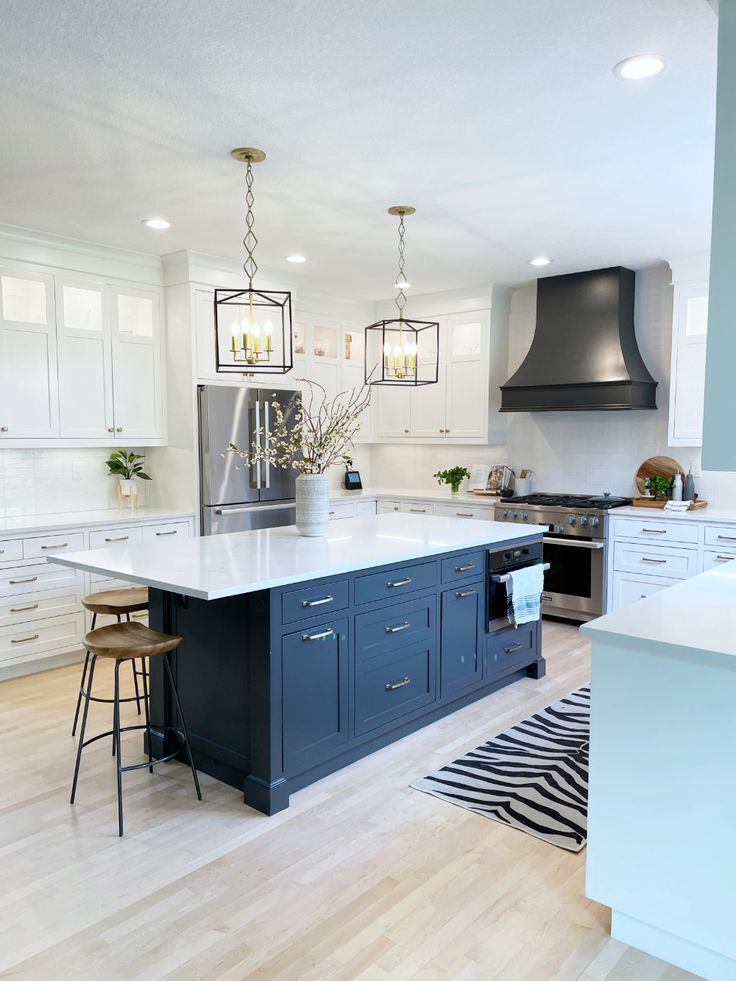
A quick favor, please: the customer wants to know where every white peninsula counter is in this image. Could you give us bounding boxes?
[54,514,546,814]
[581,562,736,980]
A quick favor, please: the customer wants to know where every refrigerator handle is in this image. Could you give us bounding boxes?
[263,399,271,489]
[254,398,262,490]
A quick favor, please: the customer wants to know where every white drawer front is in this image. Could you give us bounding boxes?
[0,587,83,628]
[0,612,84,665]
[613,516,699,545]
[377,500,401,513]
[433,503,493,520]
[327,503,355,521]
[702,550,736,572]
[703,526,736,549]
[355,500,377,516]
[0,563,84,598]
[611,573,673,611]
[23,531,85,560]
[0,539,23,565]
[140,521,192,544]
[399,501,435,516]
[613,542,697,581]
[89,527,143,549]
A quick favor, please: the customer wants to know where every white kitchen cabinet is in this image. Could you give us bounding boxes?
[668,254,709,448]
[398,500,435,516]
[611,573,672,611]
[377,499,401,513]
[111,287,164,441]
[0,264,59,438]
[375,383,412,437]
[433,502,493,520]
[340,324,373,443]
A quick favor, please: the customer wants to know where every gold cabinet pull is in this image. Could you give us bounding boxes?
[40,542,69,550]
[10,603,39,613]
[302,628,334,642]
[385,621,411,634]
[455,588,477,598]
[11,633,39,644]
[385,676,411,691]
[104,535,129,543]
[9,576,38,585]
[301,595,334,608]
[504,642,523,654]
[454,563,476,572]
[387,577,412,588]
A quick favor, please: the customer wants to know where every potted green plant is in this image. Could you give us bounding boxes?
[433,466,471,495]
[106,450,151,507]
[646,475,673,500]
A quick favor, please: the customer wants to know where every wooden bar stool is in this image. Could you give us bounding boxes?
[70,621,202,836]
[72,587,149,736]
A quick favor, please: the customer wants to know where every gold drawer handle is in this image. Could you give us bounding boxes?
[11,633,39,645]
[387,577,412,588]
[385,676,411,692]
[10,603,39,613]
[456,588,477,598]
[155,530,178,536]
[302,628,334,642]
[454,563,476,573]
[385,621,411,634]
[504,642,523,654]
[40,543,69,550]
[9,576,38,585]
[104,535,129,543]
[301,595,334,608]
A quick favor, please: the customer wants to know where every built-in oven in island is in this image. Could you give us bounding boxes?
[488,539,546,632]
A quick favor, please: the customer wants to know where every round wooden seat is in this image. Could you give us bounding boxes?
[82,586,148,616]
[83,621,183,661]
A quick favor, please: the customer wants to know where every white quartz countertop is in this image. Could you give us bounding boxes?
[51,513,544,601]
[613,505,736,524]
[581,559,736,658]
[0,508,195,536]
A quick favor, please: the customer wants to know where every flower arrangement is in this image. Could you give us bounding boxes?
[434,465,471,494]
[227,378,372,475]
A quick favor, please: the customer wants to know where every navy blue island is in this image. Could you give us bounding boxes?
[54,513,545,815]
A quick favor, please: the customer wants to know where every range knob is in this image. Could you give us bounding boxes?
[502,510,510,519]
[512,512,519,520]
[555,523,565,534]
[590,515,600,528]
[567,514,576,526]
[579,515,589,526]
[521,511,528,520]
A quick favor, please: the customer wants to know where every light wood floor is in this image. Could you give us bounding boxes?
[0,622,700,981]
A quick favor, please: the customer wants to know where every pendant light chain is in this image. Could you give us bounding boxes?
[242,159,258,288]
[395,213,408,319]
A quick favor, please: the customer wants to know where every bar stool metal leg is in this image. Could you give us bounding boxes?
[114,660,124,837]
[163,654,202,801]
[70,654,97,804]
[72,612,97,736]
[141,657,153,775]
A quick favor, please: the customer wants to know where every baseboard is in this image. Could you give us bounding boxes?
[612,910,736,980]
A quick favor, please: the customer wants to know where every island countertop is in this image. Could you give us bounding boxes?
[50,513,544,601]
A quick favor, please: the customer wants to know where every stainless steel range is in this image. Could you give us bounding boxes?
[494,493,631,622]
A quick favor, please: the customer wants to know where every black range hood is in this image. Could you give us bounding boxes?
[500,266,657,411]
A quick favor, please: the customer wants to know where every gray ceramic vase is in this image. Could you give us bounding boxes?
[295,473,330,537]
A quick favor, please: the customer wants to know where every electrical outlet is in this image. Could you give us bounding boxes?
[72,461,82,480]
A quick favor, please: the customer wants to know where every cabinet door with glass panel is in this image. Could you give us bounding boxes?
[111,287,164,441]
[0,263,59,439]
[55,276,115,438]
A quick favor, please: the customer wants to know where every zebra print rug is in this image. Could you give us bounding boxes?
[411,687,590,852]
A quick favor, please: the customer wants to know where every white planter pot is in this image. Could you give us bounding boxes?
[295,473,330,537]
[119,479,133,497]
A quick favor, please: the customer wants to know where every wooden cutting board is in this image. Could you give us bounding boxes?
[635,456,683,495]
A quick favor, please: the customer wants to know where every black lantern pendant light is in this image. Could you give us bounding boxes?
[214,148,293,375]
[364,206,439,386]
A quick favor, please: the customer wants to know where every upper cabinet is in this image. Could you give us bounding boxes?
[0,265,59,438]
[668,255,710,448]
[0,259,165,447]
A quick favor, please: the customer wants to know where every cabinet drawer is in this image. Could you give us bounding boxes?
[612,516,699,545]
[399,501,435,516]
[611,573,673,611]
[486,623,537,679]
[702,550,736,573]
[140,521,191,544]
[434,504,493,520]
[89,527,143,549]
[703,525,736,549]
[327,502,355,521]
[0,562,83,598]
[0,539,23,565]
[281,579,350,625]
[354,560,438,606]
[613,542,697,580]
[0,587,83,628]
[377,500,401,514]
[355,645,436,736]
[441,549,485,584]
[23,531,84,560]
[355,595,435,662]
[0,611,84,665]
[355,500,376,517]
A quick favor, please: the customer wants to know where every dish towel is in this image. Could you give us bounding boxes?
[507,564,545,626]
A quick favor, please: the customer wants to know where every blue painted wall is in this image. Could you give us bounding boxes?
[703,1,736,469]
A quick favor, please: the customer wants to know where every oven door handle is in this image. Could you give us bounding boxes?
[542,537,605,550]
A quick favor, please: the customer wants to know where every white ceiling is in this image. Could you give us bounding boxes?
[0,0,717,299]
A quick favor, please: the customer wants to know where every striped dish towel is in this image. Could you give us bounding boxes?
[507,564,545,625]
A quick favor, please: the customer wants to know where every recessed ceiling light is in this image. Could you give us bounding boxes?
[613,54,665,81]
[286,254,306,263]
[142,217,171,230]
[529,256,552,267]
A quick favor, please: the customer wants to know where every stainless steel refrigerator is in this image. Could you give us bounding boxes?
[198,385,300,535]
